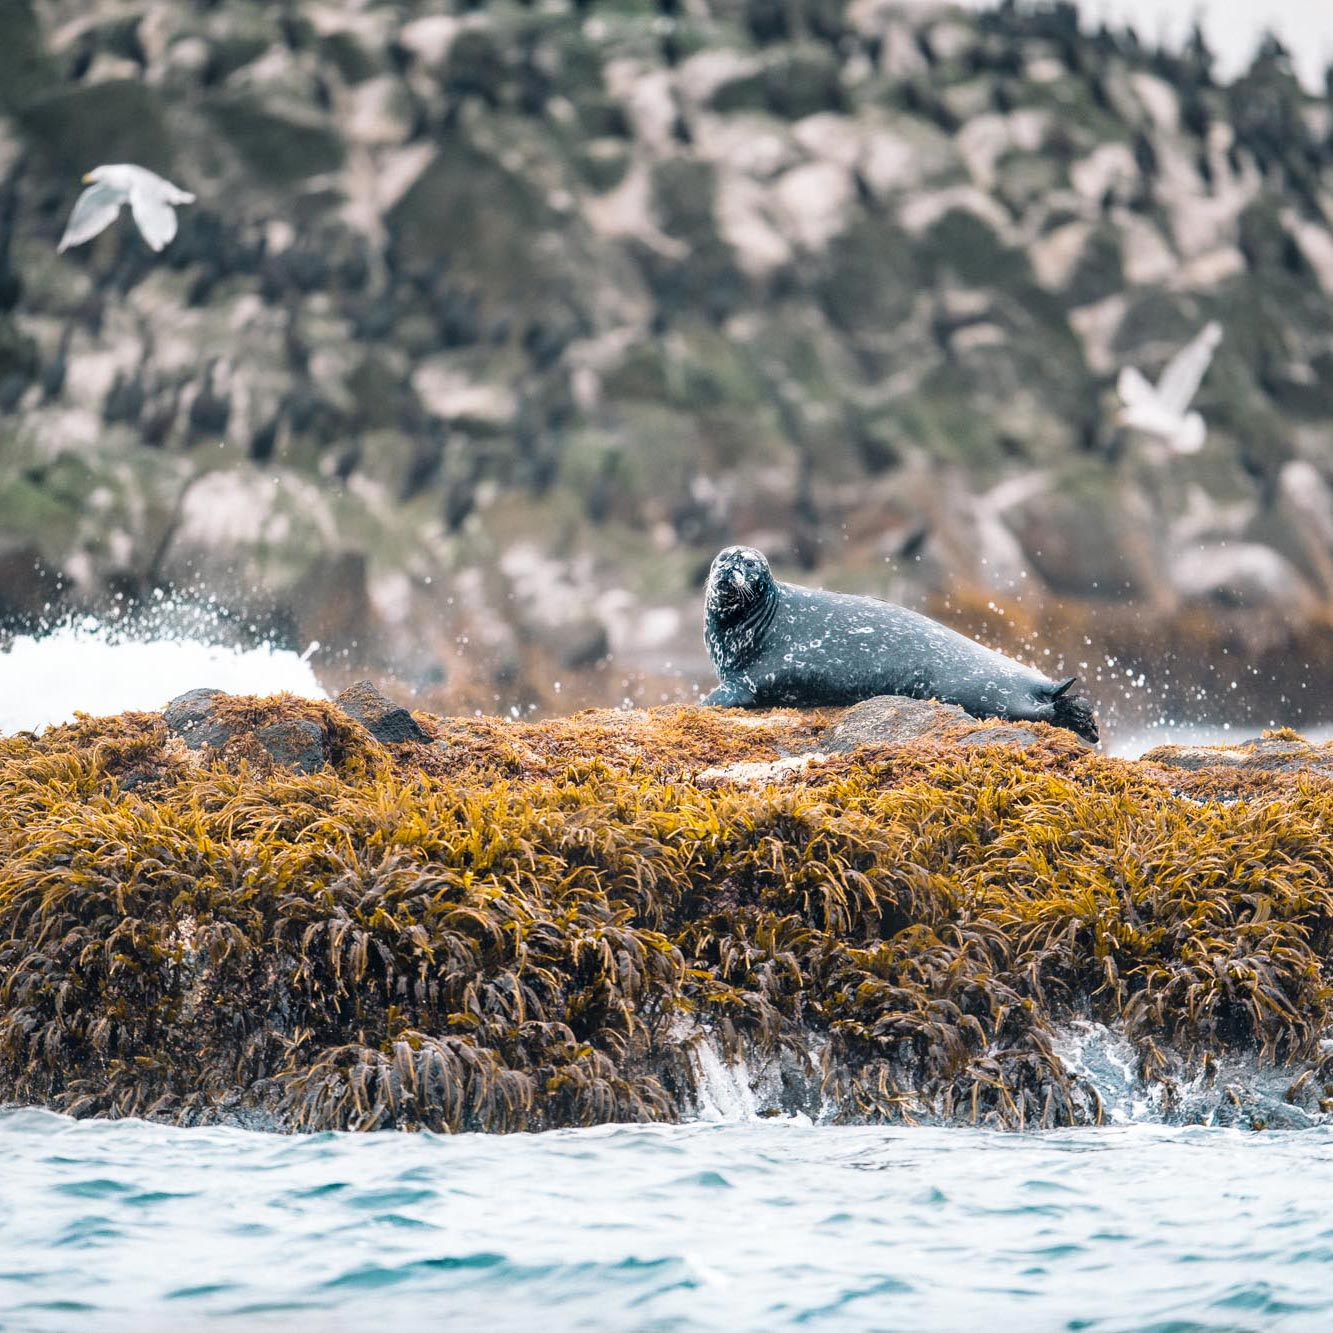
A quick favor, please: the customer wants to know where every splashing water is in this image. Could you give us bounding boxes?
[0,617,325,734]
[684,1035,760,1123]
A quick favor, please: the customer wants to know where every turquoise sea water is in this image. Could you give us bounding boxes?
[2,1110,1331,1332]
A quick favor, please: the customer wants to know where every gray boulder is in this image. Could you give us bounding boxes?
[334,679,428,744]
[163,688,233,750]
[163,688,331,772]
[1141,731,1333,778]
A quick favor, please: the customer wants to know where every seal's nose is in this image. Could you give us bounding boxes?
[730,568,746,587]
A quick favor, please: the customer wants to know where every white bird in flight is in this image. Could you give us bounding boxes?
[1115,321,1223,454]
[58,164,195,254]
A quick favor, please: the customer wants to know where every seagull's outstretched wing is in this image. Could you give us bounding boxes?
[129,184,180,252]
[57,181,126,252]
[1116,365,1157,409]
[1155,321,1222,417]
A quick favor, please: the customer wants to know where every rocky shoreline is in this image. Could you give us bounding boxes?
[2,683,1332,1133]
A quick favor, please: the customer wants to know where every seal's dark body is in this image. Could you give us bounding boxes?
[702,547,1098,743]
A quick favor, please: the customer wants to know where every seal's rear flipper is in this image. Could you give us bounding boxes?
[1043,677,1098,744]
[702,681,759,708]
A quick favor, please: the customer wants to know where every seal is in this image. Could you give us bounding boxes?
[702,545,1099,743]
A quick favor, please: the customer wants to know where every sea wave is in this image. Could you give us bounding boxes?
[0,618,324,734]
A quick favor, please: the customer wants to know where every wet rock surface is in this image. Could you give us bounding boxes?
[1141,730,1333,778]
[334,679,429,745]
[247,718,327,774]
[164,687,331,772]
[162,687,233,750]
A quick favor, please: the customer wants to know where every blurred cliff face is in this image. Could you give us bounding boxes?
[1,0,1332,726]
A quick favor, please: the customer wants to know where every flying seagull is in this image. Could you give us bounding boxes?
[58,164,195,254]
[1115,321,1222,454]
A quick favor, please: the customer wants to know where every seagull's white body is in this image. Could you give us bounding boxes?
[58,164,195,254]
[1116,321,1223,454]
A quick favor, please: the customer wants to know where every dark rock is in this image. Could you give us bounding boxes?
[334,680,428,744]
[320,30,380,85]
[443,28,506,106]
[202,33,271,86]
[163,687,233,750]
[17,80,171,175]
[0,2,54,115]
[103,371,144,426]
[766,45,843,119]
[0,540,60,627]
[0,318,38,387]
[289,553,376,663]
[708,65,766,115]
[164,688,332,771]
[253,719,328,773]
[387,141,552,296]
[203,94,344,184]
[1065,226,1124,306]
[188,367,231,438]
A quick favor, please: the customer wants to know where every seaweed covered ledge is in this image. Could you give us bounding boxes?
[3,685,1333,1135]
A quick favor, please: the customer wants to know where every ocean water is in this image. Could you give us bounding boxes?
[2,1109,1331,1332]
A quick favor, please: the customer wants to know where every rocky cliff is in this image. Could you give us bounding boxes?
[2,0,1333,731]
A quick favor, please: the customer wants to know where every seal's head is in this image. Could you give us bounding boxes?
[706,545,774,623]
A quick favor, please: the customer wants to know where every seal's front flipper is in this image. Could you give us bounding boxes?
[1041,676,1099,744]
[702,682,758,708]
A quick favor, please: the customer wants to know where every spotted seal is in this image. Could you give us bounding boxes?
[702,545,1098,743]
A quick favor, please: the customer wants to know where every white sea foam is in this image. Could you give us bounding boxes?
[0,620,326,734]
[1054,1020,1322,1130]
[680,1031,759,1123]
